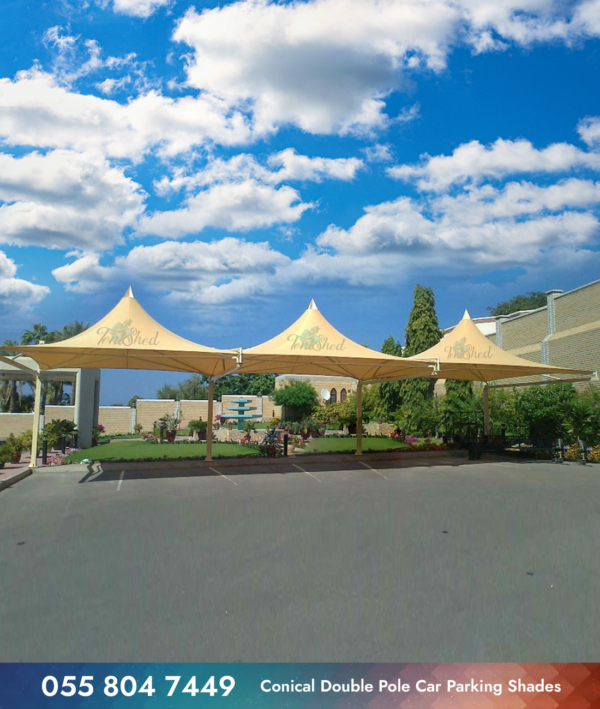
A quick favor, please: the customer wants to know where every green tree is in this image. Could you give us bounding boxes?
[487,292,546,316]
[273,380,319,421]
[440,379,475,432]
[156,373,275,400]
[516,383,576,439]
[0,339,20,413]
[157,375,209,400]
[57,320,89,340]
[377,335,403,421]
[401,285,442,434]
[128,395,142,408]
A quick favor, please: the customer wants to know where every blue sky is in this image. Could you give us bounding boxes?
[2,0,600,404]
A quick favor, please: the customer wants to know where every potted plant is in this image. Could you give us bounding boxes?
[5,433,24,464]
[159,413,181,442]
[188,418,207,441]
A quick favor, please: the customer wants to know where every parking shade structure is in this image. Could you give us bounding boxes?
[236,299,436,454]
[407,309,593,434]
[5,287,240,462]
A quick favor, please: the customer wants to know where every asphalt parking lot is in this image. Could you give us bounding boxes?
[1,454,599,661]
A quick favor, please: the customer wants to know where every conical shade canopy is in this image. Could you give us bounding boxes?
[7,287,239,375]
[237,299,435,381]
[407,310,592,382]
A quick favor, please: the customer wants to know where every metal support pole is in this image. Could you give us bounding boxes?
[283,433,288,457]
[482,383,490,438]
[42,436,48,465]
[206,378,214,462]
[355,381,363,456]
[30,373,43,466]
[61,434,66,454]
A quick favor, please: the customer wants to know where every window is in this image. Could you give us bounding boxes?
[330,388,337,404]
[340,388,347,402]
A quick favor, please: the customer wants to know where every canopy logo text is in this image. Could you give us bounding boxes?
[445,337,492,360]
[287,326,346,352]
[97,320,160,347]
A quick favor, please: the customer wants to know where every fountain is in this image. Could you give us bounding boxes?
[223,398,262,430]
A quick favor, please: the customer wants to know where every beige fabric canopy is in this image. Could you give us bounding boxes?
[237,299,435,381]
[7,287,240,376]
[408,310,592,382]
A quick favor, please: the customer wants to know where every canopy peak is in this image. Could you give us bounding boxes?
[462,309,471,320]
[125,286,135,298]
[308,298,319,310]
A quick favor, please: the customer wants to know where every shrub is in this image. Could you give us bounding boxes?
[134,423,143,434]
[19,429,33,451]
[43,419,77,447]
[588,446,600,463]
[242,420,257,433]
[188,419,207,434]
[273,380,319,421]
[564,443,582,462]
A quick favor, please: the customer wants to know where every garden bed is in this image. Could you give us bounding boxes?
[303,437,411,454]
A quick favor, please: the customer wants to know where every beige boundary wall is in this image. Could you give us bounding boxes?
[0,396,280,438]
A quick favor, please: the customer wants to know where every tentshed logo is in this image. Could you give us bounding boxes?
[97,320,160,346]
[287,326,346,352]
[444,337,492,360]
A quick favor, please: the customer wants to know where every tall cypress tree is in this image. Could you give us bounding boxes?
[378,335,403,419]
[401,285,442,434]
[441,379,474,432]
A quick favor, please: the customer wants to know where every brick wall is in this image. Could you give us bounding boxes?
[496,281,600,386]
[98,407,132,434]
[179,400,224,425]
[555,280,600,331]
[45,405,75,422]
[501,309,547,352]
[136,399,175,431]
[0,413,34,438]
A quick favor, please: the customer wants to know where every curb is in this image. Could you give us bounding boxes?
[0,467,33,492]
[95,449,467,473]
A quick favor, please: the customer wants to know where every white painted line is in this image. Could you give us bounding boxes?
[117,470,125,491]
[359,461,388,479]
[293,463,321,482]
[209,467,238,486]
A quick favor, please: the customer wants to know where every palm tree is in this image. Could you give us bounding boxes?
[22,324,50,345]
[57,320,89,341]
[1,339,21,412]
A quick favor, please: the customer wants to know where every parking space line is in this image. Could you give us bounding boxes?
[359,461,388,479]
[293,463,322,482]
[117,470,125,491]
[209,467,238,486]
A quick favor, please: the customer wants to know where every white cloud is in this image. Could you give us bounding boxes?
[388,137,600,191]
[51,174,600,304]
[138,180,312,238]
[155,149,363,195]
[174,0,600,136]
[0,250,50,309]
[578,116,600,147]
[111,0,172,18]
[363,143,393,163]
[0,150,145,250]
[173,0,457,135]
[0,70,253,160]
[52,238,290,294]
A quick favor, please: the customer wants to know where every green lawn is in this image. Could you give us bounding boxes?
[65,440,259,462]
[303,437,410,453]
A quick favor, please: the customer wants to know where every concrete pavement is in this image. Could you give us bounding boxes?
[1,456,598,661]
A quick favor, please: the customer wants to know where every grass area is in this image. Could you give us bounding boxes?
[304,437,410,453]
[65,440,259,462]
